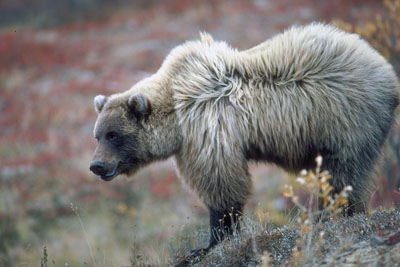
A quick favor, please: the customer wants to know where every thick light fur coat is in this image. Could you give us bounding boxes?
[94,23,399,218]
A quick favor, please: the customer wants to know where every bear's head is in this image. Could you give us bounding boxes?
[89,33,227,181]
[90,92,153,181]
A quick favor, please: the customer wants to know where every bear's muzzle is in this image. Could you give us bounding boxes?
[90,161,119,181]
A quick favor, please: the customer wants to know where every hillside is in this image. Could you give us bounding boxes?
[175,209,400,266]
[1,0,399,266]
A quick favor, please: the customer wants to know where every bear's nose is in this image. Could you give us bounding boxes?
[90,161,107,176]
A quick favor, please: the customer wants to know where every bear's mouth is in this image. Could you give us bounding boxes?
[100,162,121,181]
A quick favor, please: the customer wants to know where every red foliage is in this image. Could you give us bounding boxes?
[150,172,178,199]
[0,32,69,74]
[0,0,395,226]
[385,232,400,246]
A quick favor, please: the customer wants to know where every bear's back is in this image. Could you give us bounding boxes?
[247,23,395,91]
[241,23,399,170]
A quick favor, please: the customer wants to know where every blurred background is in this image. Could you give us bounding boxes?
[1,0,399,265]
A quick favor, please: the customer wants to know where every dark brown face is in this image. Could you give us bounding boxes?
[90,94,151,181]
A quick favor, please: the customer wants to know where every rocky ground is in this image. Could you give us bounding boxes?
[175,209,400,267]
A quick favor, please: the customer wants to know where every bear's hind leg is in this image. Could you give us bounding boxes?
[319,155,371,217]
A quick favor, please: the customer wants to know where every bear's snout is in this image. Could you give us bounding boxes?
[90,161,108,176]
[90,161,120,181]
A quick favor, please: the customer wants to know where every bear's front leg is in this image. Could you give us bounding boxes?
[175,150,251,257]
[208,204,243,248]
[189,203,243,256]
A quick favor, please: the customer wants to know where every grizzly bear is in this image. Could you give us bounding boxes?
[90,23,399,254]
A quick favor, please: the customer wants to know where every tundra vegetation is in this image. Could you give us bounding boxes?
[1,0,399,266]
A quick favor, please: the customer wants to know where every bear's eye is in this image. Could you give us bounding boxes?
[106,131,119,143]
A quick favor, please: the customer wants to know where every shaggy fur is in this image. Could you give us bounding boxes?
[91,23,399,251]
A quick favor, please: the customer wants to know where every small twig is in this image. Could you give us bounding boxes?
[41,246,48,267]
[70,203,96,267]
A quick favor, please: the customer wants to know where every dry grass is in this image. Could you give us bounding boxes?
[170,157,400,266]
[171,209,400,266]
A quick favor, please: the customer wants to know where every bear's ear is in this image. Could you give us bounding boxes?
[94,95,107,114]
[127,93,151,120]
